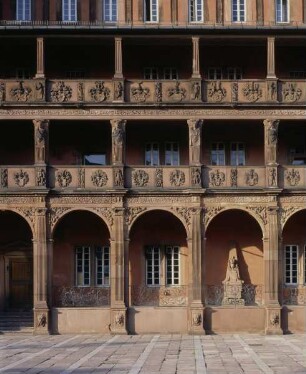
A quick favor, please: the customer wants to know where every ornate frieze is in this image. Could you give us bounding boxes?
[170,170,185,187]
[133,169,149,187]
[245,169,259,186]
[14,169,29,187]
[209,169,225,187]
[10,81,32,102]
[167,81,187,102]
[128,196,194,206]
[50,196,122,205]
[243,82,262,102]
[56,170,72,188]
[130,82,150,102]
[89,81,110,102]
[50,81,72,102]
[285,168,300,186]
[91,170,108,187]
[208,81,226,102]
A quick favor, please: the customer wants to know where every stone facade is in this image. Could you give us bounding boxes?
[0,0,305,335]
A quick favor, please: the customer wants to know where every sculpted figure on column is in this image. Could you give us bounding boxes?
[264,119,279,164]
[111,119,126,165]
[188,119,203,165]
[33,119,49,164]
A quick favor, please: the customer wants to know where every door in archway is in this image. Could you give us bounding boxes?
[9,258,33,310]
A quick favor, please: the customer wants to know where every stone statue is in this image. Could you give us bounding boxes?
[111,119,126,164]
[188,119,203,164]
[33,119,49,164]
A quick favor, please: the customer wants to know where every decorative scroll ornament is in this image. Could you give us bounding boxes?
[247,206,267,226]
[57,170,72,187]
[0,168,8,188]
[10,81,32,102]
[14,169,29,187]
[245,169,259,186]
[230,168,238,187]
[171,207,192,229]
[114,81,123,100]
[167,81,186,101]
[242,82,262,102]
[204,206,224,226]
[155,82,162,102]
[209,169,225,187]
[231,82,238,102]
[133,169,149,187]
[36,168,46,187]
[0,82,6,101]
[51,81,72,102]
[282,82,302,102]
[15,207,36,229]
[131,285,187,306]
[92,207,114,227]
[77,82,84,101]
[170,170,185,187]
[49,207,71,227]
[191,167,201,186]
[208,81,226,102]
[91,170,108,187]
[125,207,147,226]
[114,168,124,187]
[285,168,300,186]
[131,82,150,102]
[89,81,110,102]
[280,206,300,228]
[155,168,163,187]
[191,81,201,100]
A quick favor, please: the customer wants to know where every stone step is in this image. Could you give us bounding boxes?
[0,312,34,333]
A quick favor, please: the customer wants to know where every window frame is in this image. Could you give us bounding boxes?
[276,0,289,23]
[103,0,117,23]
[232,0,246,23]
[16,0,31,21]
[166,246,180,286]
[75,246,91,287]
[284,245,298,286]
[145,246,161,286]
[230,142,246,166]
[211,142,226,166]
[143,67,159,80]
[145,142,160,166]
[95,246,110,287]
[165,142,180,166]
[163,67,178,80]
[144,0,159,23]
[62,0,77,22]
[189,0,203,23]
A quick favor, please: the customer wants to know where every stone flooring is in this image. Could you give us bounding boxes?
[0,333,305,374]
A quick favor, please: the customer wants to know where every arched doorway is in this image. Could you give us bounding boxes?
[128,209,188,333]
[0,211,33,311]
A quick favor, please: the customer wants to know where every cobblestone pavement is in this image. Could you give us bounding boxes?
[0,334,305,374]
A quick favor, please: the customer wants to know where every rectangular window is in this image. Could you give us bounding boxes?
[65,70,85,79]
[285,245,298,285]
[225,67,242,80]
[83,154,106,166]
[146,246,160,286]
[230,143,245,166]
[104,0,117,22]
[207,67,242,80]
[166,246,180,285]
[144,0,158,22]
[208,68,222,80]
[95,247,110,286]
[289,71,306,79]
[144,67,159,80]
[276,0,289,23]
[145,143,160,166]
[189,0,203,23]
[211,143,225,165]
[16,0,31,21]
[165,142,180,166]
[62,0,77,22]
[163,68,178,80]
[232,0,245,22]
[15,68,31,79]
[76,247,91,286]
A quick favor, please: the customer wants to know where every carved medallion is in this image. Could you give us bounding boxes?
[0,168,8,188]
[56,170,72,187]
[245,169,259,186]
[91,170,108,187]
[230,168,238,187]
[89,81,110,102]
[155,82,162,102]
[131,82,150,102]
[170,170,185,187]
[155,168,163,187]
[208,81,226,102]
[14,169,29,187]
[243,82,262,102]
[167,81,186,102]
[285,168,300,186]
[10,81,32,102]
[209,169,225,187]
[51,81,72,102]
[133,169,149,187]
[282,83,302,103]
[36,168,46,187]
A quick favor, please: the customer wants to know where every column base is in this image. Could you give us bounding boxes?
[265,306,283,335]
[188,303,205,335]
[110,307,128,335]
[33,307,50,335]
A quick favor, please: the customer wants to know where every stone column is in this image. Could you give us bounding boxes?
[188,119,203,165]
[267,37,276,79]
[35,37,45,79]
[110,208,127,334]
[264,207,283,335]
[264,119,279,188]
[113,38,124,102]
[33,208,49,334]
[188,207,205,334]
[192,37,201,79]
[33,119,49,189]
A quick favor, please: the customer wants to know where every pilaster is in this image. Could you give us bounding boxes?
[111,119,126,165]
[188,119,203,165]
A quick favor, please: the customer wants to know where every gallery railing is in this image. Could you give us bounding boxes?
[131,285,188,307]
[281,286,306,305]
[204,284,264,306]
[53,286,110,307]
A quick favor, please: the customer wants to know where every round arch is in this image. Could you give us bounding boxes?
[281,207,306,234]
[0,208,34,237]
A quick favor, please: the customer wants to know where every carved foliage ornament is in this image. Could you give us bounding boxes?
[285,169,300,186]
[92,207,114,227]
[171,207,193,230]
[89,81,110,102]
[243,82,262,102]
[49,207,71,227]
[246,206,267,226]
[280,206,300,228]
[10,81,32,102]
[245,169,259,186]
[209,169,225,187]
[91,170,108,187]
[170,170,185,187]
[125,207,147,226]
[14,169,29,187]
[57,170,72,187]
[155,168,163,187]
[133,169,149,187]
[204,206,224,226]
[167,81,186,102]
[50,81,72,102]
[131,82,150,102]
[208,81,226,102]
